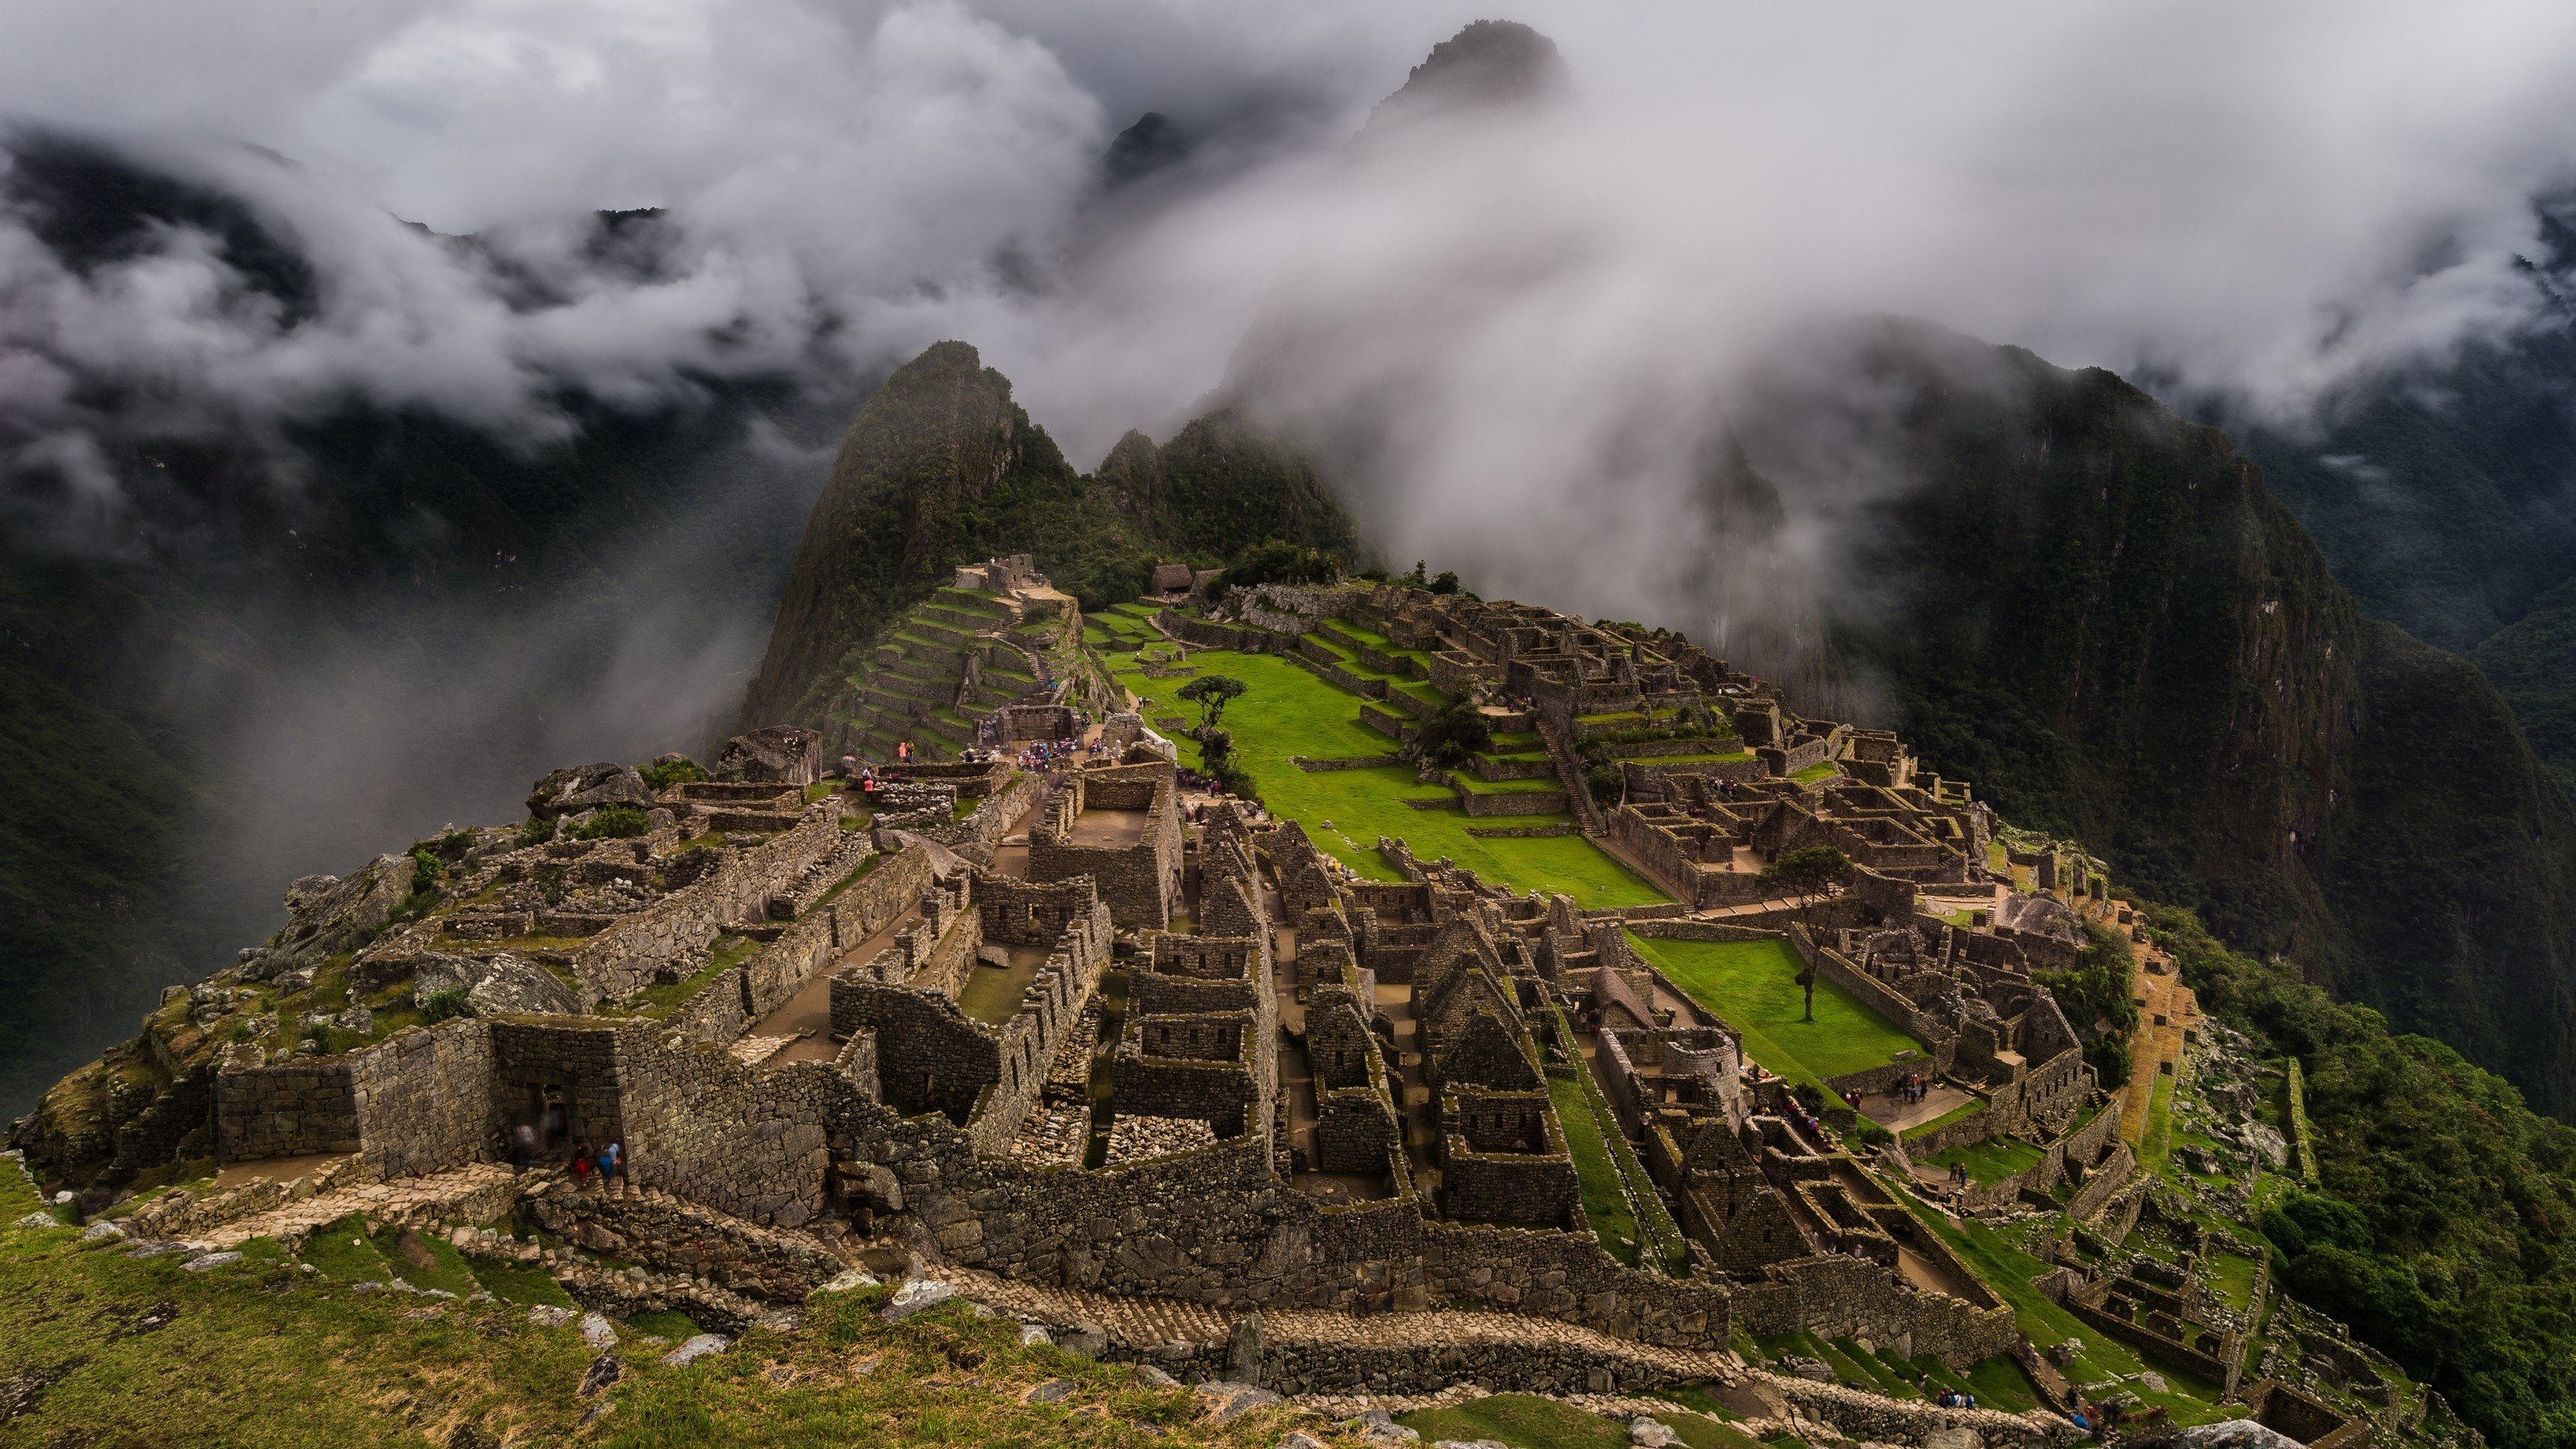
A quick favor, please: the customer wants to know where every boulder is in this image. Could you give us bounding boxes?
[248,854,416,979]
[1631,1419,1682,1448]
[415,953,581,1018]
[882,1278,957,1321]
[662,1334,730,1368]
[712,727,824,785]
[1192,1381,1281,1425]
[527,763,654,820]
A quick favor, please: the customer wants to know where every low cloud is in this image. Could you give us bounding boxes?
[10,0,2576,885]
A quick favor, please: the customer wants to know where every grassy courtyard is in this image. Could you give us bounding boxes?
[1626,935,1923,1088]
[1113,649,1664,907]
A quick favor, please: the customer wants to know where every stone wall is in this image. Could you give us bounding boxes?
[213,1058,361,1161]
[352,1020,499,1177]
[1734,1253,2018,1367]
[569,805,847,1004]
[525,1181,844,1299]
[614,1026,848,1229]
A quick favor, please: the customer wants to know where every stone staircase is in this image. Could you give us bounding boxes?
[941,1267,1728,1380]
[1534,710,1610,837]
[176,1161,522,1251]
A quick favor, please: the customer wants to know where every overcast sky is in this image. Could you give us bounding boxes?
[15,2,2576,445]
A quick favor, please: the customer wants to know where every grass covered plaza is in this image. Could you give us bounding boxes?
[1113,649,1665,909]
[1626,934,1923,1088]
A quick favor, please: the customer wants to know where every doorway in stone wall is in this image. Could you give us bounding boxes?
[527,1084,569,1156]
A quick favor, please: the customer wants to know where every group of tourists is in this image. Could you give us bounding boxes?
[2069,1397,2127,1440]
[507,1119,627,1190]
[1893,1072,1931,1106]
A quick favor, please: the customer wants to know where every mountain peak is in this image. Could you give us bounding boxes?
[1365,20,1571,133]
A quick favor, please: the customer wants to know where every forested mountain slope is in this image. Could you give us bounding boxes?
[1744,321,2576,1118]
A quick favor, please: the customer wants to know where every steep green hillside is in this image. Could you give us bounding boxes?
[1774,321,2576,1118]
[739,343,1362,730]
[2473,579,2576,799]
[2158,908,2576,1449]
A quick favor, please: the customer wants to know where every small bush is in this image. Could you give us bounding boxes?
[639,756,708,791]
[572,804,651,840]
[418,988,468,1024]
[517,815,558,847]
[407,848,444,894]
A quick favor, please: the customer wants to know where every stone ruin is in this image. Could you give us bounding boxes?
[9,585,2219,1428]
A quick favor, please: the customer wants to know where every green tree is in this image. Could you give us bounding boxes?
[1760,844,1853,909]
[1409,699,1493,771]
[1178,673,1247,730]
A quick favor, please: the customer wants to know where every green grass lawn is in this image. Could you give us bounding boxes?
[1115,651,1663,906]
[1789,762,1840,785]
[1928,1136,2046,1186]
[1547,1075,1643,1266]
[1399,1393,1756,1449]
[1629,935,1922,1088]
[956,960,1035,1025]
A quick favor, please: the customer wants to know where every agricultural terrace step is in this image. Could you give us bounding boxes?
[936,587,1017,612]
[1471,753,1560,782]
[919,605,1003,635]
[889,634,966,662]
[904,618,977,648]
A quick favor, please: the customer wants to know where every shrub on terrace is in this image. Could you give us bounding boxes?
[638,755,707,791]
[571,804,650,840]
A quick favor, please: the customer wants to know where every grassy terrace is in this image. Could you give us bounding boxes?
[1628,935,1923,1090]
[1899,1098,1987,1140]
[1927,1135,2045,1186]
[0,1167,1306,1448]
[1115,649,1663,907]
[1751,1329,2042,1413]
[1547,1074,1644,1266]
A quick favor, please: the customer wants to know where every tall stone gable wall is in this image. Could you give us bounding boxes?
[353,1020,500,1177]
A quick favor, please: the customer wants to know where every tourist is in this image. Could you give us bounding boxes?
[599,1140,621,1188]
[570,1144,593,1189]
[510,1123,535,1174]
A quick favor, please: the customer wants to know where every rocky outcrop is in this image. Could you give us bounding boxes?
[414,953,581,1018]
[240,854,415,981]
[527,763,654,820]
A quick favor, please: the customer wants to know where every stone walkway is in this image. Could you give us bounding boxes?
[181,1161,522,1251]
[939,1267,1732,1380]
